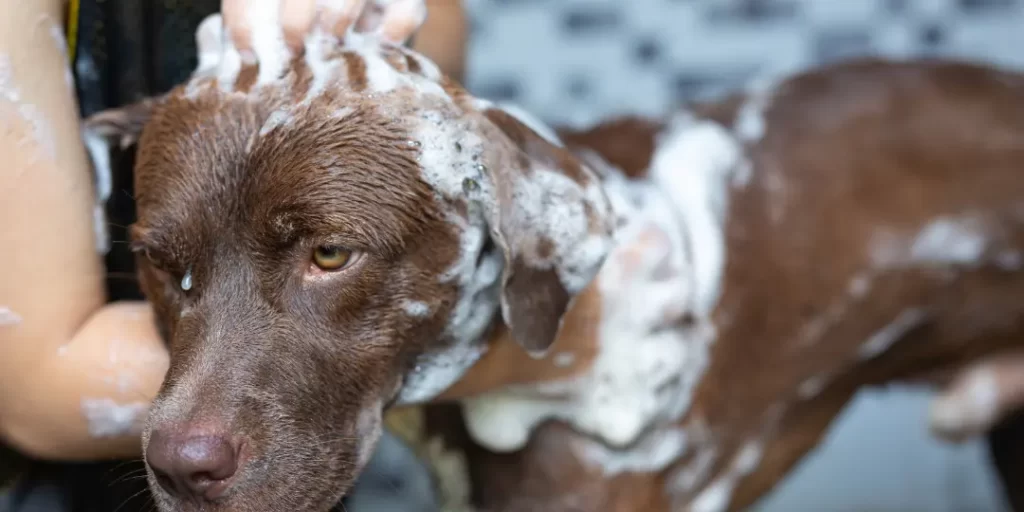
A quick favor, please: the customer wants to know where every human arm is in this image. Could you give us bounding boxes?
[0,0,168,461]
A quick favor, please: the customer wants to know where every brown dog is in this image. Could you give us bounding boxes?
[85,2,613,510]
[84,1,1024,510]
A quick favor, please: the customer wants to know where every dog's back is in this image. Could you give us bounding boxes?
[445,58,1024,512]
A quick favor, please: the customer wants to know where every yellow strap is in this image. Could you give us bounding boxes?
[66,0,80,65]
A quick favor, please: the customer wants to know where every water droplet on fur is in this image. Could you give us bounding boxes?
[181,268,193,291]
[473,163,487,175]
[462,178,479,193]
[407,140,421,148]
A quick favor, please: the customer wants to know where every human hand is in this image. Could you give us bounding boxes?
[220,0,426,59]
[930,350,1024,441]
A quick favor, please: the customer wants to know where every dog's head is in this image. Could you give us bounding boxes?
[85,3,614,510]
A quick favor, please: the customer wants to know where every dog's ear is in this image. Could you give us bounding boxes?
[475,106,616,357]
[80,96,162,254]
[82,96,162,149]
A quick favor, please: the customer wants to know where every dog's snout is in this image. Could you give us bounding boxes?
[147,428,241,502]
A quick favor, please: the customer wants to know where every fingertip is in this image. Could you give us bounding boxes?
[281,0,317,53]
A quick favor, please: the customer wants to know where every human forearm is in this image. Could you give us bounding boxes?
[1,302,168,461]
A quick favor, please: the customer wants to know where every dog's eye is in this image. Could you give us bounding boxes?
[312,245,353,271]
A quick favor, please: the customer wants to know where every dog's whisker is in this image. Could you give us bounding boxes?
[112,486,153,512]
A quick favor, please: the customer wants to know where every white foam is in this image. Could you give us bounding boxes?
[243,0,290,86]
[0,306,22,326]
[576,427,688,476]
[460,161,721,455]
[910,216,988,265]
[859,308,928,360]
[648,113,748,317]
[194,14,225,75]
[689,441,764,512]
[401,299,430,318]
[672,446,718,495]
[459,117,744,469]
[81,398,147,438]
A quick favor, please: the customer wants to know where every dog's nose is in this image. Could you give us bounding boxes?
[146,429,240,502]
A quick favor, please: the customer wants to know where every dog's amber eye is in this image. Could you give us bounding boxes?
[312,245,353,271]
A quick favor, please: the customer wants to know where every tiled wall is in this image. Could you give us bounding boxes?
[463,0,1024,127]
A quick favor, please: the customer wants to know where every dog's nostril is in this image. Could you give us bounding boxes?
[147,428,241,502]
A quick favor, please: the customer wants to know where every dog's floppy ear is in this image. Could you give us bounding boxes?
[82,96,162,149]
[475,106,616,357]
[80,96,162,254]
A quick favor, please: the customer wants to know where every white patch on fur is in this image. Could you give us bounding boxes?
[401,299,430,318]
[461,135,733,457]
[576,427,688,476]
[689,441,764,512]
[859,308,928,360]
[81,398,147,438]
[0,306,22,326]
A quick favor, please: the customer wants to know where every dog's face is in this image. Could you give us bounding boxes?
[86,11,614,511]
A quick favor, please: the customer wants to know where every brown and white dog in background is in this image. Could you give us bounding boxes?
[83,0,1024,510]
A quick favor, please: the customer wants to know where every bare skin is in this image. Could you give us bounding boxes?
[0,0,466,461]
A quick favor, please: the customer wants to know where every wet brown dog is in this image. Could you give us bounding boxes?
[83,1,1024,511]
[85,2,614,510]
